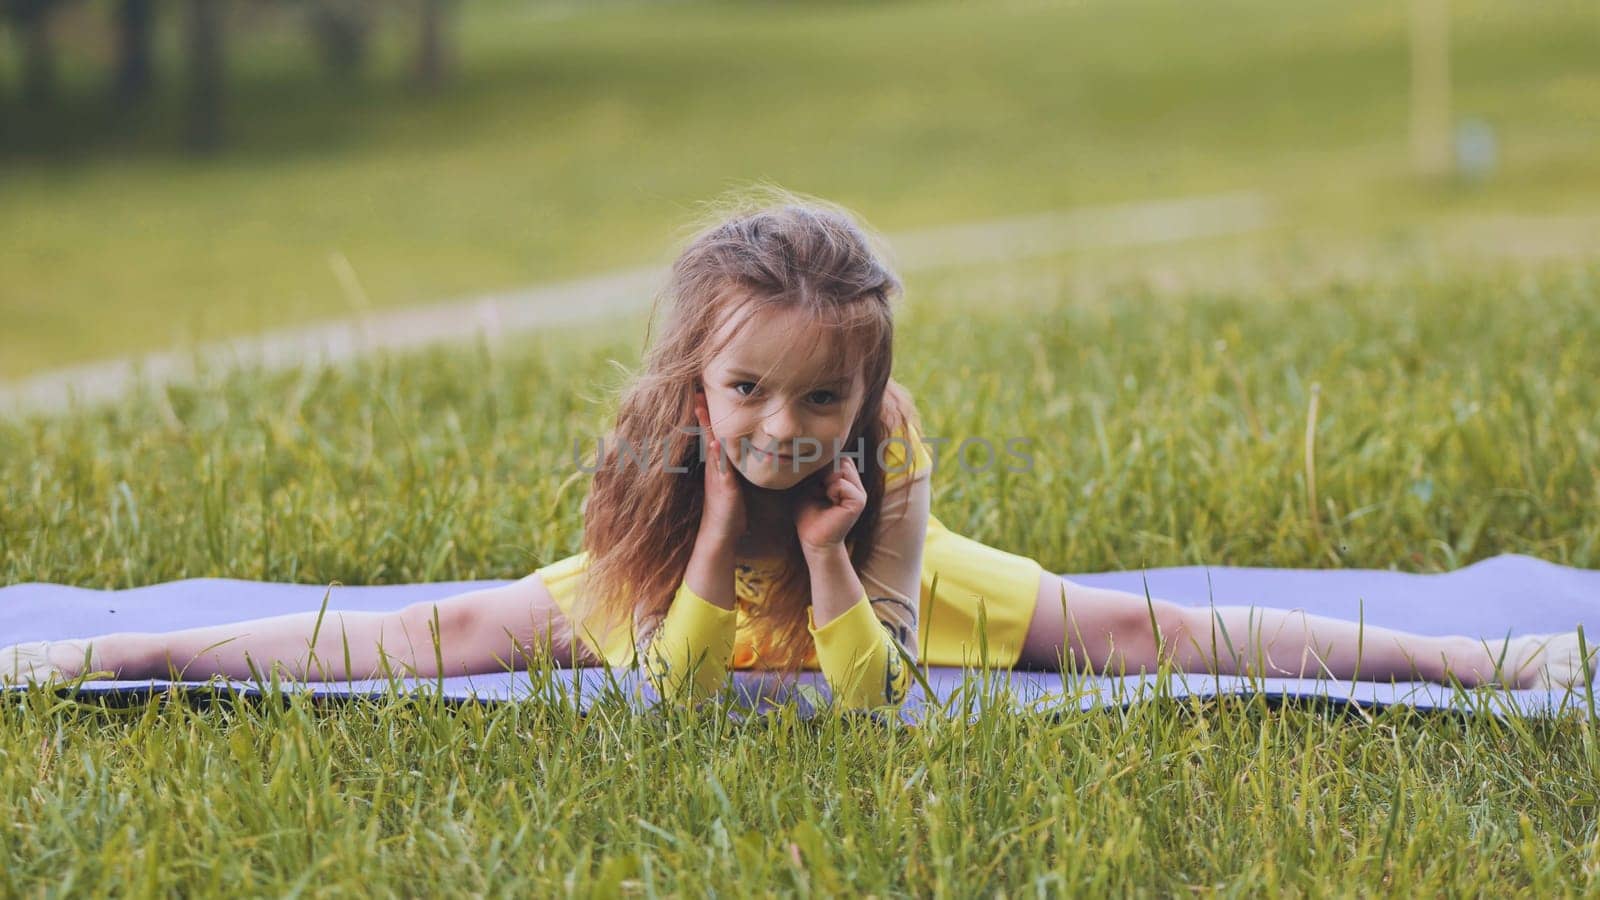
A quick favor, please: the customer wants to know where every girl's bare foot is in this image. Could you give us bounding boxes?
[2,641,65,686]
[0,639,98,687]
[1503,632,1596,690]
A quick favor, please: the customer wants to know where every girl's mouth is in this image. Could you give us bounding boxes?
[750,447,793,463]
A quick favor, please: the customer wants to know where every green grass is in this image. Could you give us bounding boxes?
[4,248,1600,892]
[4,684,1598,895]
[5,250,1597,585]
[4,0,1600,889]
[3,0,1600,377]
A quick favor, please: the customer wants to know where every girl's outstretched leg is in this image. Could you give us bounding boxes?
[1018,573,1590,688]
[1,573,583,685]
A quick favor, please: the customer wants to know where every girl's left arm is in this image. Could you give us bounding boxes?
[804,468,929,710]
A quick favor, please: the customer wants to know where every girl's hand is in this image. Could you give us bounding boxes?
[794,455,867,556]
[693,386,747,549]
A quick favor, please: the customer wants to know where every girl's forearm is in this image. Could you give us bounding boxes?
[683,525,737,611]
[804,543,867,627]
[645,527,739,701]
[803,543,908,709]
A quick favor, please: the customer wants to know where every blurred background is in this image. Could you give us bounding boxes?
[2,0,1597,383]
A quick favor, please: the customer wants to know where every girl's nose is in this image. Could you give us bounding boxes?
[761,402,804,443]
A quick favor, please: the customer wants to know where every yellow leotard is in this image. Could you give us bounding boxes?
[535,422,1045,677]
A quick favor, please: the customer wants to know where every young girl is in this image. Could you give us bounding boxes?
[3,197,1590,707]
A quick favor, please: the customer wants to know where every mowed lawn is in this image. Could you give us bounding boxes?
[4,0,1599,891]
[4,245,1599,892]
[3,0,1600,377]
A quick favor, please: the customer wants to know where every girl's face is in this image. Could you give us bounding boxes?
[699,305,867,491]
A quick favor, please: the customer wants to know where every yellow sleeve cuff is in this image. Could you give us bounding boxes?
[645,580,737,702]
[807,594,909,710]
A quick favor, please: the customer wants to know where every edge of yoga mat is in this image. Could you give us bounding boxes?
[5,668,1593,723]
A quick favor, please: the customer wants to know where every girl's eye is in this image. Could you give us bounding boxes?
[731,382,837,404]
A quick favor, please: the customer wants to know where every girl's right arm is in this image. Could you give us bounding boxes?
[642,391,743,702]
[642,523,740,701]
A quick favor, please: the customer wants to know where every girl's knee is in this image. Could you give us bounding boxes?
[1105,596,1188,641]
[1152,602,1198,642]
[397,601,475,648]
[1085,599,1189,672]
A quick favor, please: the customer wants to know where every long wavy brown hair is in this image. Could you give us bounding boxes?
[574,192,921,672]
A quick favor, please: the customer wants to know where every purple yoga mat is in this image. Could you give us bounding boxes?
[4,553,1598,718]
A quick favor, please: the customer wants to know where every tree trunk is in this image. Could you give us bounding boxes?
[186,0,224,152]
[114,0,156,105]
[18,0,57,108]
[415,0,453,90]
[309,1,372,78]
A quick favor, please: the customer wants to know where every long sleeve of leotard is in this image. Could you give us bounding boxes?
[643,580,737,702]
[806,422,933,709]
[642,421,933,709]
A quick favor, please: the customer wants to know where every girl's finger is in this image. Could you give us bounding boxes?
[838,455,863,486]
[698,415,722,470]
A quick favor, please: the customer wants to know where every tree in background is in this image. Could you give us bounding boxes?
[184,0,222,152]
[414,0,453,91]
[113,0,155,104]
[5,0,62,107]
[2,0,459,152]
[306,0,374,78]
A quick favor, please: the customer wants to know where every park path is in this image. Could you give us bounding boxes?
[2,192,1273,417]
